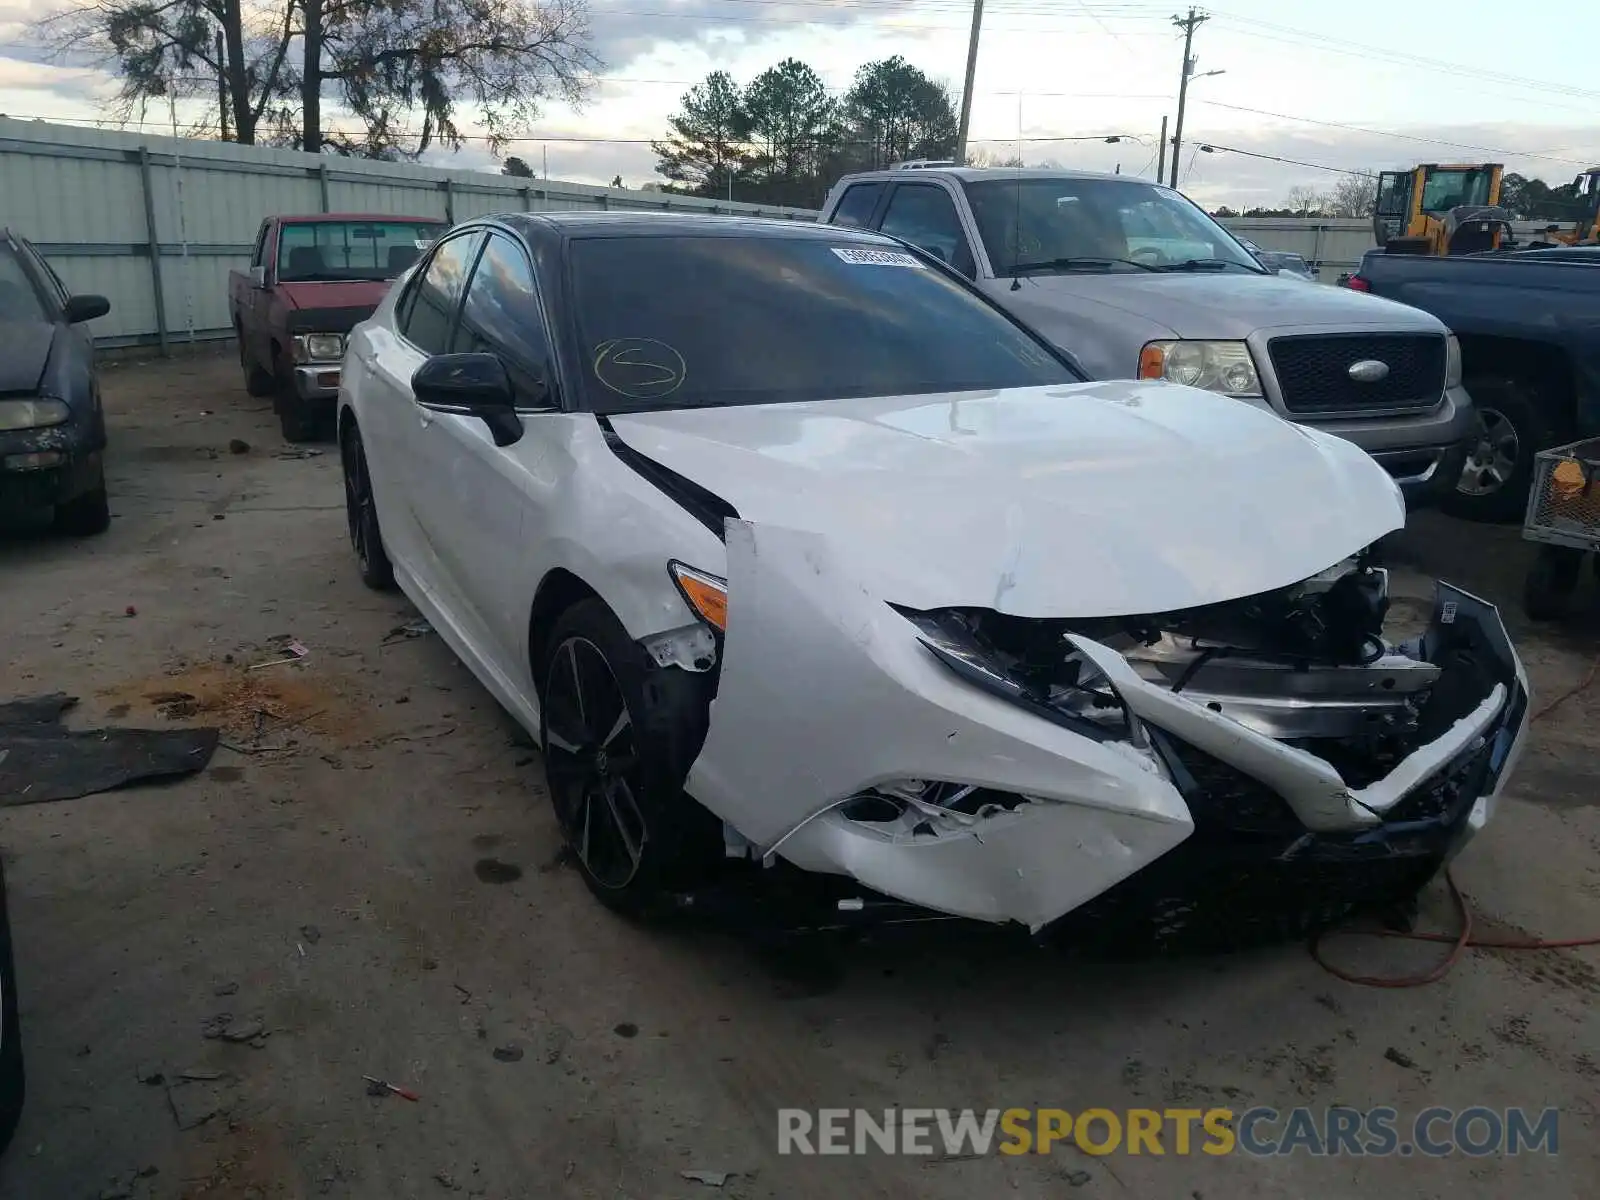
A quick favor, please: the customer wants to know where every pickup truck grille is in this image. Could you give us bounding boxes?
[1268,333,1445,415]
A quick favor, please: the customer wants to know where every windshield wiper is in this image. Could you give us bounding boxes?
[1155,258,1239,272]
[1010,256,1158,275]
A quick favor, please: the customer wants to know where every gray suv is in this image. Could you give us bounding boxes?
[819,167,1473,507]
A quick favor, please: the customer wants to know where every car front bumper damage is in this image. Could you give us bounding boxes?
[684,521,1529,937]
[0,423,101,515]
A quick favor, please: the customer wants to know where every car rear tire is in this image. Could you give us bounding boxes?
[538,599,721,914]
[340,421,395,591]
[1445,378,1563,524]
[0,858,27,1157]
[53,464,110,537]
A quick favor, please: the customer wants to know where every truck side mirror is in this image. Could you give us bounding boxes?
[249,265,267,289]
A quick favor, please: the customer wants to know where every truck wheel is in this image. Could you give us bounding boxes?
[53,462,110,537]
[273,358,319,443]
[239,329,274,397]
[1444,378,1562,524]
[1523,545,1583,621]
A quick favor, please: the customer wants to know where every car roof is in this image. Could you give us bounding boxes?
[278,213,443,224]
[834,166,1134,186]
[491,211,895,244]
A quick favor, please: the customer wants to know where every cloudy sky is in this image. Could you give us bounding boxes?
[1,0,1596,208]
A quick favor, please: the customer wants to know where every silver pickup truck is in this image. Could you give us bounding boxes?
[819,166,1473,508]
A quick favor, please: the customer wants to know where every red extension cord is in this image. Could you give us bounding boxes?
[1311,654,1600,988]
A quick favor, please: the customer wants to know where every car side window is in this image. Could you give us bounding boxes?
[831,182,885,228]
[250,222,269,269]
[452,232,553,408]
[400,232,482,355]
[878,184,976,277]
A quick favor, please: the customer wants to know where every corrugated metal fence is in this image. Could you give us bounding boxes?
[0,117,816,350]
[3,116,1562,344]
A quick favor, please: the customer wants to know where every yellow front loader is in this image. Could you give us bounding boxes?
[1372,163,1510,256]
[1527,168,1600,247]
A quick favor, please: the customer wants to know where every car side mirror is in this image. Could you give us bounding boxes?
[412,353,524,447]
[64,294,110,324]
[250,265,267,288]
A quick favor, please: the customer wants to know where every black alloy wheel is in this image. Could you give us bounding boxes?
[543,635,649,892]
[537,599,723,912]
[341,423,394,591]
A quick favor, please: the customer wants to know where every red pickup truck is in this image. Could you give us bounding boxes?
[230,213,446,441]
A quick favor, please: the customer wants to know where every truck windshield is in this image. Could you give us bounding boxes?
[962,177,1264,275]
[1420,169,1493,213]
[277,220,447,282]
[567,234,1081,414]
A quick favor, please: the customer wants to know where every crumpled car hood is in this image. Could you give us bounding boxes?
[606,380,1405,618]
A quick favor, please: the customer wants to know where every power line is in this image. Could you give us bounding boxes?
[1206,10,1600,106]
[0,108,1146,149]
[1195,99,1595,168]
[1191,141,1375,177]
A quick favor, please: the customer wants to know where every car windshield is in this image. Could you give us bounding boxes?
[962,177,1264,275]
[1420,168,1494,213]
[566,235,1081,414]
[0,243,45,322]
[277,220,447,282]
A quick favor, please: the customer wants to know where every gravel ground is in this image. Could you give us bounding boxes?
[1,350,1597,1199]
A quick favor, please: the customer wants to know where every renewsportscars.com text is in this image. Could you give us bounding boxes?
[777,1106,1559,1158]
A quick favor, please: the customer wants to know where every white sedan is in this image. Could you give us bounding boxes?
[338,213,1528,947]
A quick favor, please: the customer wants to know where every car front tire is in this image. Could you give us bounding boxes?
[538,599,721,913]
[53,462,110,537]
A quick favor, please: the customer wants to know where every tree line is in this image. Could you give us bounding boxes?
[651,56,957,208]
[37,0,597,158]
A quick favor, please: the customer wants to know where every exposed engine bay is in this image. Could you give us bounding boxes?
[684,519,1528,937]
[895,551,1503,794]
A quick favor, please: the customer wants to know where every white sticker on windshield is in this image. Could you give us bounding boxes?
[414,238,432,250]
[831,247,925,268]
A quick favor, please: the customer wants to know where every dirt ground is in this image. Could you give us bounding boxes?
[1,350,1598,1199]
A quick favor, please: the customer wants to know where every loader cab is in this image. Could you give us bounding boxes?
[1572,169,1600,244]
[1373,163,1506,255]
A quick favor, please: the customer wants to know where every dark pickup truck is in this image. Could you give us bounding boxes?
[1348,247,1600,521]
[231,214,445,441]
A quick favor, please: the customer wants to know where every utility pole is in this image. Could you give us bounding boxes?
[955,0,985,165]
[1156,114,1168,182]
[214,26,229,140]
[1169,7,1208,188]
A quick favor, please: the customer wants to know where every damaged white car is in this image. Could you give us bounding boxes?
[339,212,1529,946]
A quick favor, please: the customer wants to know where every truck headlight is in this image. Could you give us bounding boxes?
[0,397,70,431]
[293,333,345,362]
[1445,334,1462,389]
[1138,340,1262,397]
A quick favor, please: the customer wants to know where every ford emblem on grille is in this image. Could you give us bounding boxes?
[1347,359,1390,383]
